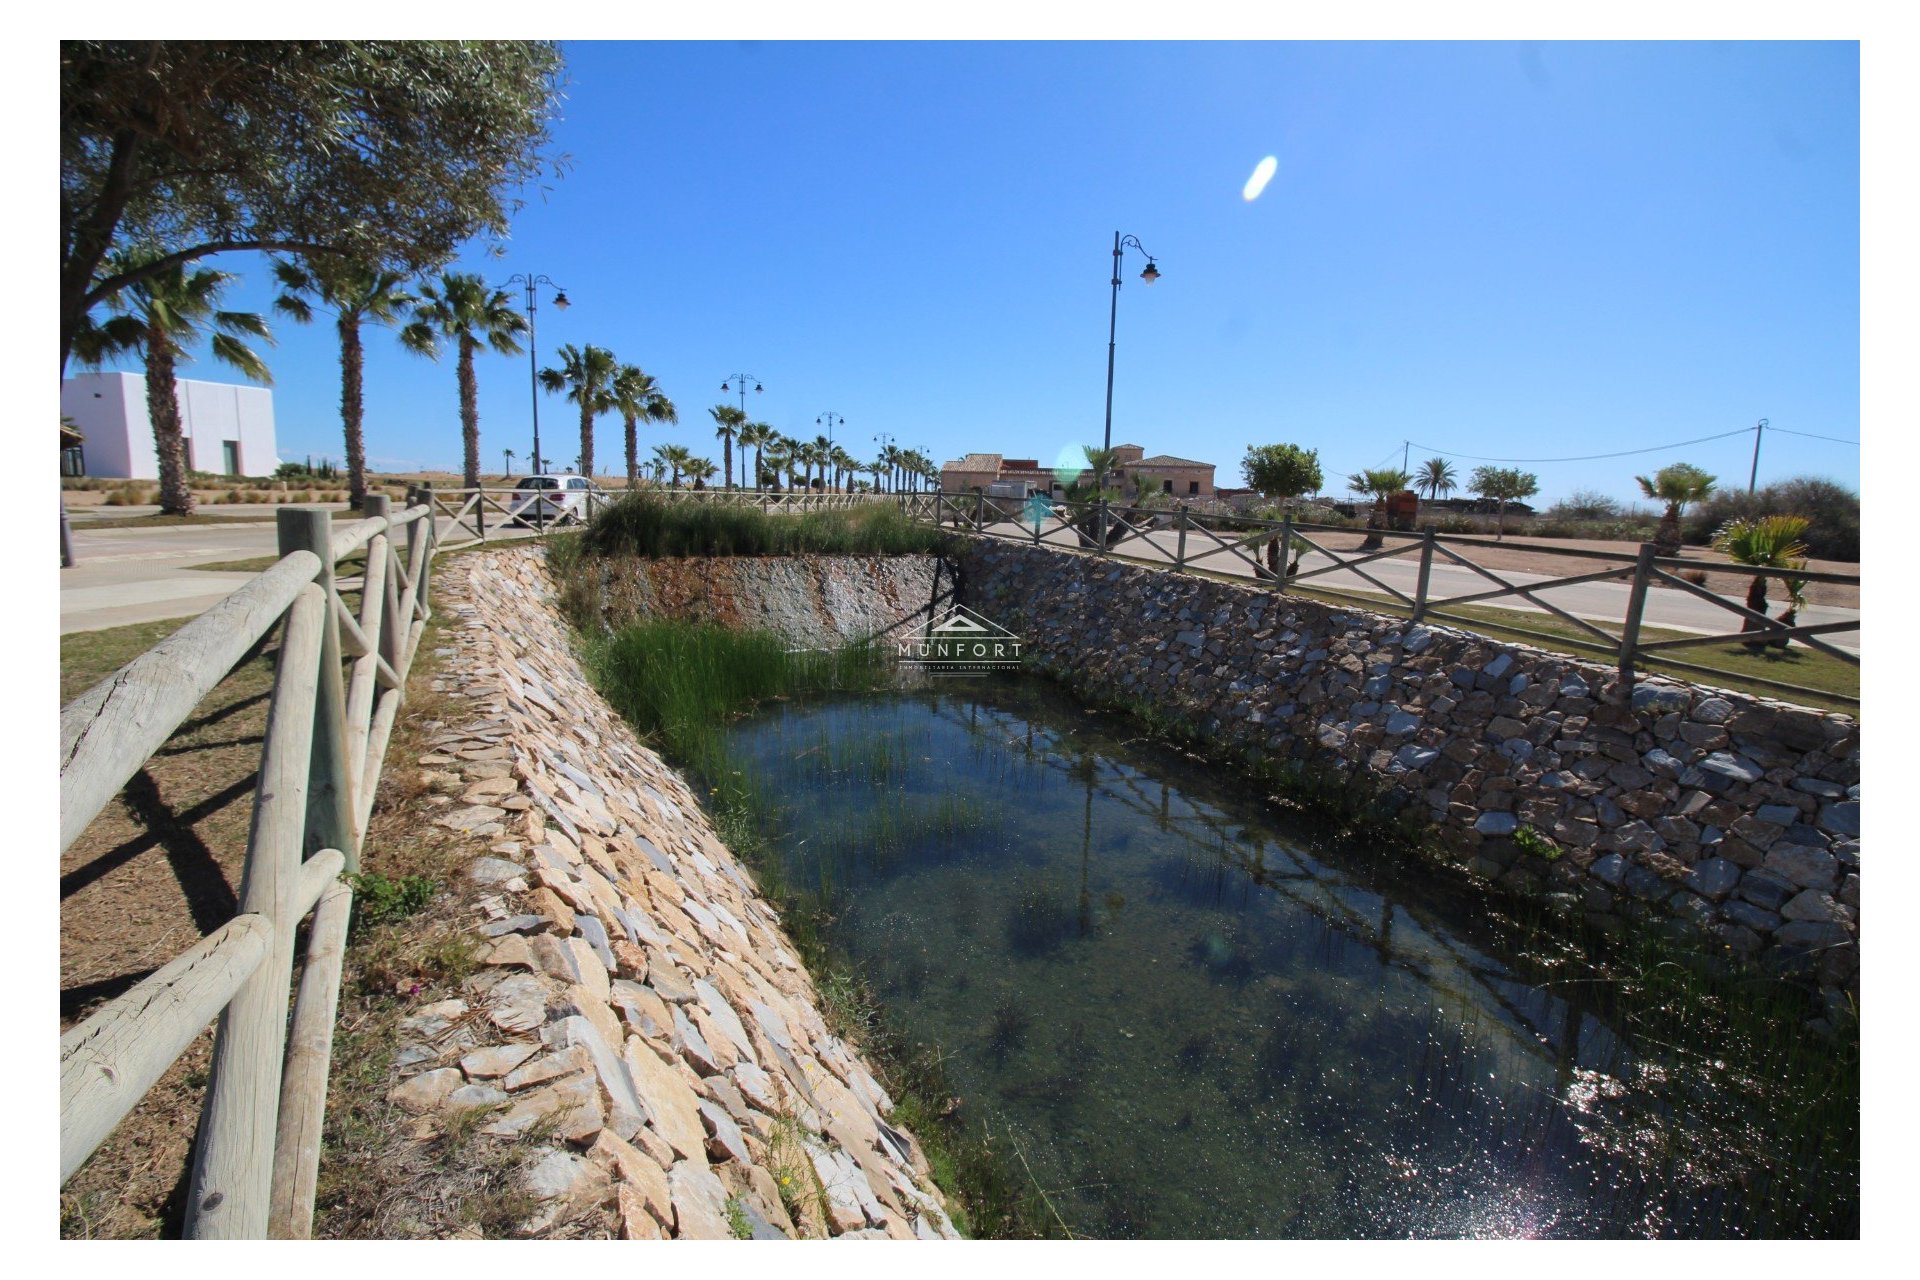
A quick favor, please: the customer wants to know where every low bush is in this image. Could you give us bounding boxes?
[580,492,948,559]
[1685,477,1858,561]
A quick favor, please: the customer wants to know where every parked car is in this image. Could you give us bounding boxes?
[509,474,599,525]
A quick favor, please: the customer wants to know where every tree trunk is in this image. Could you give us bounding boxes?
[1655,505,1682,556]
[722,434,734,489]
[1770,604,1797,651]
[337,315,367,510]
[578,397,595,480]
[624,413,639,490]
[1741,574,1771,650]
[146,331,195,515]
[458,335,481,490]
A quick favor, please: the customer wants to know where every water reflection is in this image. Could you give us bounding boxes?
[718,677,1852,1238]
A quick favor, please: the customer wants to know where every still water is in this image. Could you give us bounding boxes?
[717,677,1854,1239]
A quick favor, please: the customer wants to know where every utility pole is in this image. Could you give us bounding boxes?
[1402,440,1410,474]
[1747,418,1768,494]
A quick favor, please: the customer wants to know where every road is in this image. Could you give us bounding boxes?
[978,516,1861,655]
[60,506,548,634]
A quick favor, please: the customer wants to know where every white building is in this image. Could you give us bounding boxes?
[61,371,279,479]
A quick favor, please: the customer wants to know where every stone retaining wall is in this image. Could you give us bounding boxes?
[586,554,945,648]
[396,546,958,1238]
[958,539,1860,995]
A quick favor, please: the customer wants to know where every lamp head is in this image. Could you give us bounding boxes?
[1139,260,1161,285]
[721,381,731,393]
[754,383,764,394]
[552,291,571,309]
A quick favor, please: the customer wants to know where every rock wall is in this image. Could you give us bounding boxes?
[396,546,959,1238]
[584,554,947,648]
[957,539,1860,994]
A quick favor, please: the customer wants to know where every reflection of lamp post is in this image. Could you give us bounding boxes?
[1100,232,1160,458]
[497,273,570,478]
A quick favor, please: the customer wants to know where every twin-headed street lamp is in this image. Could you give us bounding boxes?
[721,374,764,417]
[498,273,570,477]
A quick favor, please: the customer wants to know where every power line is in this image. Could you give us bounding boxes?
[1405,427,1751,465]
[1768,426,1859,446]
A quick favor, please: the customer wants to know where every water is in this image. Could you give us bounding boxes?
[714,677,1856,1239]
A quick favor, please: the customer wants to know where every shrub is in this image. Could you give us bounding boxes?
[1546,489,1624,521]
[581,492,947,559]
[345,871,437,928]
[1684,476,1858,561]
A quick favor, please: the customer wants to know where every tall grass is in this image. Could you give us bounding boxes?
[581,491,948,559]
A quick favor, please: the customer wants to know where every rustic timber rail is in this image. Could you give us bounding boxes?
[414,483,902,550]
[59,496,436,1238]
[887,491,1859,708]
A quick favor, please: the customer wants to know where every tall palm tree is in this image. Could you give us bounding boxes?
[272,259,419,510]
[685,456,718,489]
[867,456,887,493]
[1636,463,1718,555]
[1712,515,1811,648]
[74,254,275,515]
[611,364,678,490]
[738,421,775,490]
[830,444,857,493]
[538,343,619,481]
[1417,456,1457,503]
[504,448,515,476]
[763,436,793,491]
[406,272,526,490]
[709,404,747,489]
[1347,467,1412,549]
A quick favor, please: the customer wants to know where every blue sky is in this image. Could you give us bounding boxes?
[89,40,1860,504]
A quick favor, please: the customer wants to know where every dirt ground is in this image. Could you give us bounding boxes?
[1298,529,1859,609]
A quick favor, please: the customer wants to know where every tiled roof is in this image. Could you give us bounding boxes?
[1135,454,1212,467]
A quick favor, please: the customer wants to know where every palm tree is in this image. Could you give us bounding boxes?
[611,364,678,490]
[736,421,773,490]
[74,254,275,515]
[867,456,887,493]
[1712,515,1811,649]
[504,448,515,476]
[653,442,692,487]
[272,259,419,509]
[1635,462,1717,555]
[709,404,747,489]
[406,273,526,490]
[830,445,858,493]
[685,456,719,489]
[1417,457,1457,503]
[1080,445,1119,494]
[762,437,792,491]
[1347,467,1412,549]
[538,343,618,482]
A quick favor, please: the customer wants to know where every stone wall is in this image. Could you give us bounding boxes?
[957,539,1860,994]
[396,546,958,1238]
[583,554,945,648]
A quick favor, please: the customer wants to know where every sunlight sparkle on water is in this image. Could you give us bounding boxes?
[1243,155,1278,202]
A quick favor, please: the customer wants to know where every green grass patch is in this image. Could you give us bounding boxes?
[70,513,283,529]
[579,491,949,559]
[184,555,283,574]
[61,616,192,703]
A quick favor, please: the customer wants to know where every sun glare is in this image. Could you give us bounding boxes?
[1243,155,1278,202]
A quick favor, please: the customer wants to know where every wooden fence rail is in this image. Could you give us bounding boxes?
[59,498,437,1238]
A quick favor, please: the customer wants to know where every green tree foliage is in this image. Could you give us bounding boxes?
[539,344,619,481]
[1240,443,1323,502]
[1469,465,1540,541]
[611,365,677,490]
[1417,456,1458,501]
[61,40,565,371]
[1712,514,1811,647]
[709,404,747,490]
[1685,477,1858,562]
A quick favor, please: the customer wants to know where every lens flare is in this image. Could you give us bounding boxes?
[1243,155,1278,202]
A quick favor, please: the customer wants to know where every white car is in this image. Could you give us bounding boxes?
[510,474,598,525]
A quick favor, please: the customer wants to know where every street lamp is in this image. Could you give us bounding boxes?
[1101,232,1161,460]
[720,374,764,417]
[497,273,570,479]
[816,411,845,443]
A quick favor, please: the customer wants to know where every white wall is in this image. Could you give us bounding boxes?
[60,371,278,479]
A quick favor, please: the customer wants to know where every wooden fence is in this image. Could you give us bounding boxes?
[890,491,1859,708]
[412,483,905,549]
[59,496,436,1238]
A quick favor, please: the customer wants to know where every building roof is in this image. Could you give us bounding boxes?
[1134,454,1213,468]
[943,453,1003,470]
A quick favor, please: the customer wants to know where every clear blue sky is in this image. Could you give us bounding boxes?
[94,40,1861,504]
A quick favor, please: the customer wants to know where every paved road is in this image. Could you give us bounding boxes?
[60,508,549,634]
[978,516,1862,655]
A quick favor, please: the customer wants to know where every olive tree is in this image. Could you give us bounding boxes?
[61,40,565,371]
[1469,465,1540,541]
[1241,443,1323,504]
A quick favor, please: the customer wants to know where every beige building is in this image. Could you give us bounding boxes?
[939,442,1216,499]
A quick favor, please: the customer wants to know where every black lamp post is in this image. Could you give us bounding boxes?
[720,374,764,417]
[1100,232,1161,463]
[498,273,570,478]
[816,411,845,444]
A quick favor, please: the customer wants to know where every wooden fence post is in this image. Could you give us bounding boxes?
[184,584,326,1238]
[363,496,404,671]
[1174,505,1190,571]
[1097,499,1110,555]
[1617,542,1659,692]
[1412,528,1436,622]
[278,509,355,866]
[1276,512,1294,593]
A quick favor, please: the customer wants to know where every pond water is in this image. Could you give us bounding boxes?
[716,677,1855,1239]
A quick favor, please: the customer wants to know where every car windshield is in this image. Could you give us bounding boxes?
[516,477,557,490]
